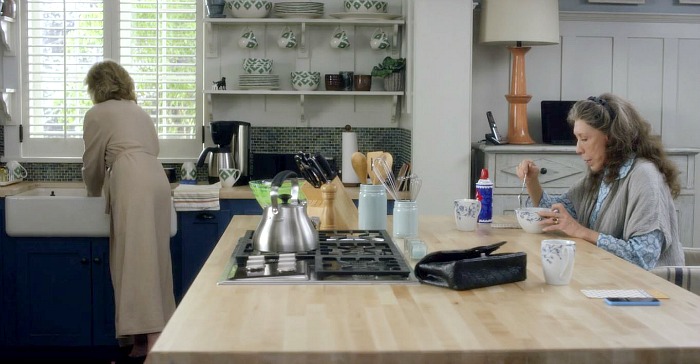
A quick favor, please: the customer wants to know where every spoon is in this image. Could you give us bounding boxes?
[351,152,367,183]
[518,170,527,208]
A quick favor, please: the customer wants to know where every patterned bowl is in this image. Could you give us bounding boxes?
[515,207,551,234]
[291,71,321,91]
[226,0,272,18]
[343,0,388,13]
[243,58,273,74]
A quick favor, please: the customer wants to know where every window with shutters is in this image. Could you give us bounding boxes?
[19,0,201,159]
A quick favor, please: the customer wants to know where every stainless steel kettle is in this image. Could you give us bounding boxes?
[252,170,319,253]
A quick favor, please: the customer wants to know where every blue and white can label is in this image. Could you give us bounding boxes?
[475,184,493,223]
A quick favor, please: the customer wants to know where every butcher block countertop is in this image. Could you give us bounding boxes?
[147,215,700,364]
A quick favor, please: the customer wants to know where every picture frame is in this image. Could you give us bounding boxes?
[587,0,645,3]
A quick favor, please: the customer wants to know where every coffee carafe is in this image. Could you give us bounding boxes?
[196,121,251,185]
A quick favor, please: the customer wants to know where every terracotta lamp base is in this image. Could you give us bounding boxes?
[506,46,535,145]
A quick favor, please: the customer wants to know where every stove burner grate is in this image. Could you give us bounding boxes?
[231,230,412,280]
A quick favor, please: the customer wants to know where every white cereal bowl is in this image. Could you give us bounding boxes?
[226,0,272,18]
[515,207,550,234]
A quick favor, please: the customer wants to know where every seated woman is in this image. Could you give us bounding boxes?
[516,93,684,270]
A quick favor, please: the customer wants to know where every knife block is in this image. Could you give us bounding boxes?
[301,177,358,230]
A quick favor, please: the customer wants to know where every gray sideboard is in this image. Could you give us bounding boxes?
[471,143,699,247]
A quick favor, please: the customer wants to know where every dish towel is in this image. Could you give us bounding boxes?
[173,183,221,211]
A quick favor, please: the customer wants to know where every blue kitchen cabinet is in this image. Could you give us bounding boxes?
[177,208,231,300]
[5,237,116,347]
[0,201,5,347]
[175,199,261,301]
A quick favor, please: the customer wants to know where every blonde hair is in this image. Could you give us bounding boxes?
[84,60,137,104]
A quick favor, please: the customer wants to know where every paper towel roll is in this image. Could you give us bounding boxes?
[341,131,360,184]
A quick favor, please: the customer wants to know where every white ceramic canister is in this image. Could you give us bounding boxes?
[358,184,387,230]
[393,201,418,238]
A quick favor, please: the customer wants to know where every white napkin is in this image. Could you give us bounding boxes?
[173,183,221,211]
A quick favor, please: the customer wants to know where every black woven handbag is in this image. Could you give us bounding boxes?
[414,241,527,290]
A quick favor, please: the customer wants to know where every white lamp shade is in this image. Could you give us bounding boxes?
[479,0,560,46]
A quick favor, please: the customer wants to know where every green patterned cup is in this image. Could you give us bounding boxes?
[278,27,297,49]
[330,28,350,49]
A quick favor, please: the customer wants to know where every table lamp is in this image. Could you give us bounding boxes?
[479,0,560,144]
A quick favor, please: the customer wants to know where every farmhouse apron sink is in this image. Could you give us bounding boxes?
[5,187,177,237]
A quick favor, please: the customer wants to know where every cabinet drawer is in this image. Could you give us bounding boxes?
[494,154,586,189]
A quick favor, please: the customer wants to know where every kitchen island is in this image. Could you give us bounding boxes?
[147,215,700,364]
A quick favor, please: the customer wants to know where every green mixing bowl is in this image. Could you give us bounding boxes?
[249,179,307,208]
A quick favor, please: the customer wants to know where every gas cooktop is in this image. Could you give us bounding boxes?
[218,230,419,285]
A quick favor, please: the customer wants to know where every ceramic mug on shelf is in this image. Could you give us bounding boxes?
[218,168,241,188]
[238,29,258,49]
[453,198,481,232]
[278,27,297,48]
[181,162,197,184]
[6,160,27,181]
[330,28,350,49]
[370,28,390,50]
[541,239,576,285]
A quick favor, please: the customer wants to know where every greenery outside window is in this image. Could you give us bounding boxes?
[20,0,201,160]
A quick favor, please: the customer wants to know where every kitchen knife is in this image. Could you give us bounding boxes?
[314,153,338,182]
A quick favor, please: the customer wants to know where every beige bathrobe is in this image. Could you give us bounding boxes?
[82,99,176,337]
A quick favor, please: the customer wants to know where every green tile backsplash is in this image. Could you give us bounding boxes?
[4,127,411,182]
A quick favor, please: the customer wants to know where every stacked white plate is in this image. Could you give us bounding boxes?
[239,74,280,90]
[273,2,324,18]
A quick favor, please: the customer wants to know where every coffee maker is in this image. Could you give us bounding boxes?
[196,121,251,185]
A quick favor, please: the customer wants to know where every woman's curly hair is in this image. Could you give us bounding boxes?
[84,60,137,104]
[567,93,680,198]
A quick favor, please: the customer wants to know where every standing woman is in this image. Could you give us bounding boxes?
[516,93,684,270]
[82,60,176,360]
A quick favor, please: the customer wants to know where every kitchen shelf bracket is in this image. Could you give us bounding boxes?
[298,22,309,58]
[299,94,306,123]
[391,95,399,123]
[391,24,399,56]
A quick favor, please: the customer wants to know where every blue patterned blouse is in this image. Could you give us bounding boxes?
[533,158,663,270]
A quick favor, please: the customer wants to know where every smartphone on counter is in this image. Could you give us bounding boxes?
[604,297,660,306]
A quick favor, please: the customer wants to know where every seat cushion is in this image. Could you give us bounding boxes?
[651,266,700,296]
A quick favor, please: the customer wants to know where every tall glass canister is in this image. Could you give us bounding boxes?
[392,201,418,238]
[358,184,387,230]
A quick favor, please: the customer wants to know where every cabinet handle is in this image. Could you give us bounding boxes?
[93,257,102,264]
[196,212,216,221]
[81,258,89,265]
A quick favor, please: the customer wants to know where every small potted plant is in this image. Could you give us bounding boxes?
[371,56,406,91]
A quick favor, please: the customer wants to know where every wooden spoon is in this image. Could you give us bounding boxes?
[351,152,367,184]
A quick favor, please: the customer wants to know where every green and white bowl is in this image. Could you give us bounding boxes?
[343,0,388,13]
[291,71,320,91]
[226,0,272,18]
[243,58,273,75]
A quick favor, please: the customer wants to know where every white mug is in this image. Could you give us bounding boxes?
[453,198,481,232]
[238,29,258,49]
[370,28,390,50]
[218,168,241,188]
[181,162,197,182]
[541,239,576,285]
[6,161,27,181]
[278,27,297,49]
[330,28,350,49]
